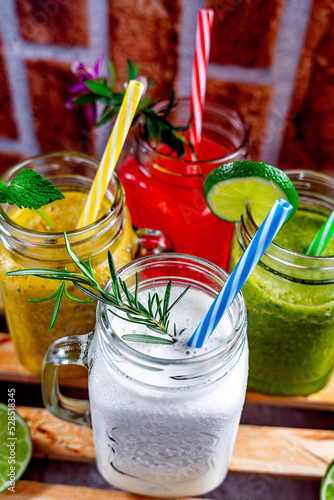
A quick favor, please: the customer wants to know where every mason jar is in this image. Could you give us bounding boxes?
[117,99,250,270]
[230,170,334,396]
[42,253,248,497]
[0,152,172,375]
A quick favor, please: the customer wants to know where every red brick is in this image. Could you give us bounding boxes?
[207,0,284,68]
[26,60,94,154]
[280,0,334,171]
[15,0,89,46]
[206,80,273,159]
[0,30,18,139]
[0,153,23,176]
[109,0,181,99]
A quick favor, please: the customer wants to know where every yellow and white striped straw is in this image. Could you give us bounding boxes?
[79,80,145,228]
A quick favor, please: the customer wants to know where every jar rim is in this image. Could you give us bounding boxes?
[240,169,334,278]
[135,98,250,168]
[0,151,124,242]
[97,252,247,368]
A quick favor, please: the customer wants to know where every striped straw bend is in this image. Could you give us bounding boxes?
[188,199,293,348]
[79,80,145,228]
[189,8,214,151]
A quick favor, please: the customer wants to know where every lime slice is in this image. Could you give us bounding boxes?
[0,403,33,493]
[203,161,299,225]
[321,460,334,500]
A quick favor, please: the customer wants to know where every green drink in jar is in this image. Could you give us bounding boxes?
[205,163,334,396]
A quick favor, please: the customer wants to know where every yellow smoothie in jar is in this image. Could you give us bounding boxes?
[0,189,137,375]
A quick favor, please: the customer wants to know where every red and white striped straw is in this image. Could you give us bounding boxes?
[189,8,214,152]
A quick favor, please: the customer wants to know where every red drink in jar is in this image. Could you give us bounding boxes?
[118,100,249,269]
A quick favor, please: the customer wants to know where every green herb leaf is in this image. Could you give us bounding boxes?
[69,58,194,157]
[48,281,65,330]
[108,251,120,296]
[64,233,97,283]
[73,94,101,105]
[127,60,139,80]
[109,61,116,90]
[29,289,60,303]
[165,286,191,314]
[6,236,190,344]
[0,169,64,210]
[74,283,113,305]
[122,334,174,344]
[64,289,93,303]
[84,80,113,97]
[163,281,171,316]
[96,107,119,127]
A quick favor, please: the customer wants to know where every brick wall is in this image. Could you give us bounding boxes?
[0,0,331,175]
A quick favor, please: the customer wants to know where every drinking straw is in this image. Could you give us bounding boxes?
[188,8,214,153]
[79,80,145,228]
[305,210,334,256]
[188,199,293,348]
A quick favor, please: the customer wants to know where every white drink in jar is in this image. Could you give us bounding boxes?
[89,281,248,497]
[43,254,248,498]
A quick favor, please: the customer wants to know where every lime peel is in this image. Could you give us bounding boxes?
[320,459,334,500]
[203,161,299,225]
[0,403,33,494]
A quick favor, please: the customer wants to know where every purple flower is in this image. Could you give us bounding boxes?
[66,53,104,124]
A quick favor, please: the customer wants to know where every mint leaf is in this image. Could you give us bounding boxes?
[0,169,65,209]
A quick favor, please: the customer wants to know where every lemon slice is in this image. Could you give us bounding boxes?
[203,161,299,225]
[0,403,33,493]
[321,460,334,500]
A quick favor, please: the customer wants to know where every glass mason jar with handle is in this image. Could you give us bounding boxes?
[0,152,172,375]
[229,170,334,396]
[43,253,248,497]
[117,99,250,270]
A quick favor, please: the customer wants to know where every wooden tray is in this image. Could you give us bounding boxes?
[2,481,202,500]
[1,404,333,498]
[15,406,334,480]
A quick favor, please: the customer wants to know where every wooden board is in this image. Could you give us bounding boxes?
[246,379,334,412]
[17,406,334,479]
[0,333,87,387]
[2,480,206,500]
[1,333,334,410]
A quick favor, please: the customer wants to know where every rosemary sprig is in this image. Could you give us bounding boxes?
[6,233,190,344]
[68,56,195,158]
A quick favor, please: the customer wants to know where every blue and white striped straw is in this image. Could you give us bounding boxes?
[188,199,293,348]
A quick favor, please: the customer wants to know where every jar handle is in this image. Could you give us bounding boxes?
[134,227,174,257]
[42,332,93,427]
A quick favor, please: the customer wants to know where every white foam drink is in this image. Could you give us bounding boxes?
[87,255,248,497]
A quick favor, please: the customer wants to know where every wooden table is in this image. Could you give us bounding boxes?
[1,306,333,499]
